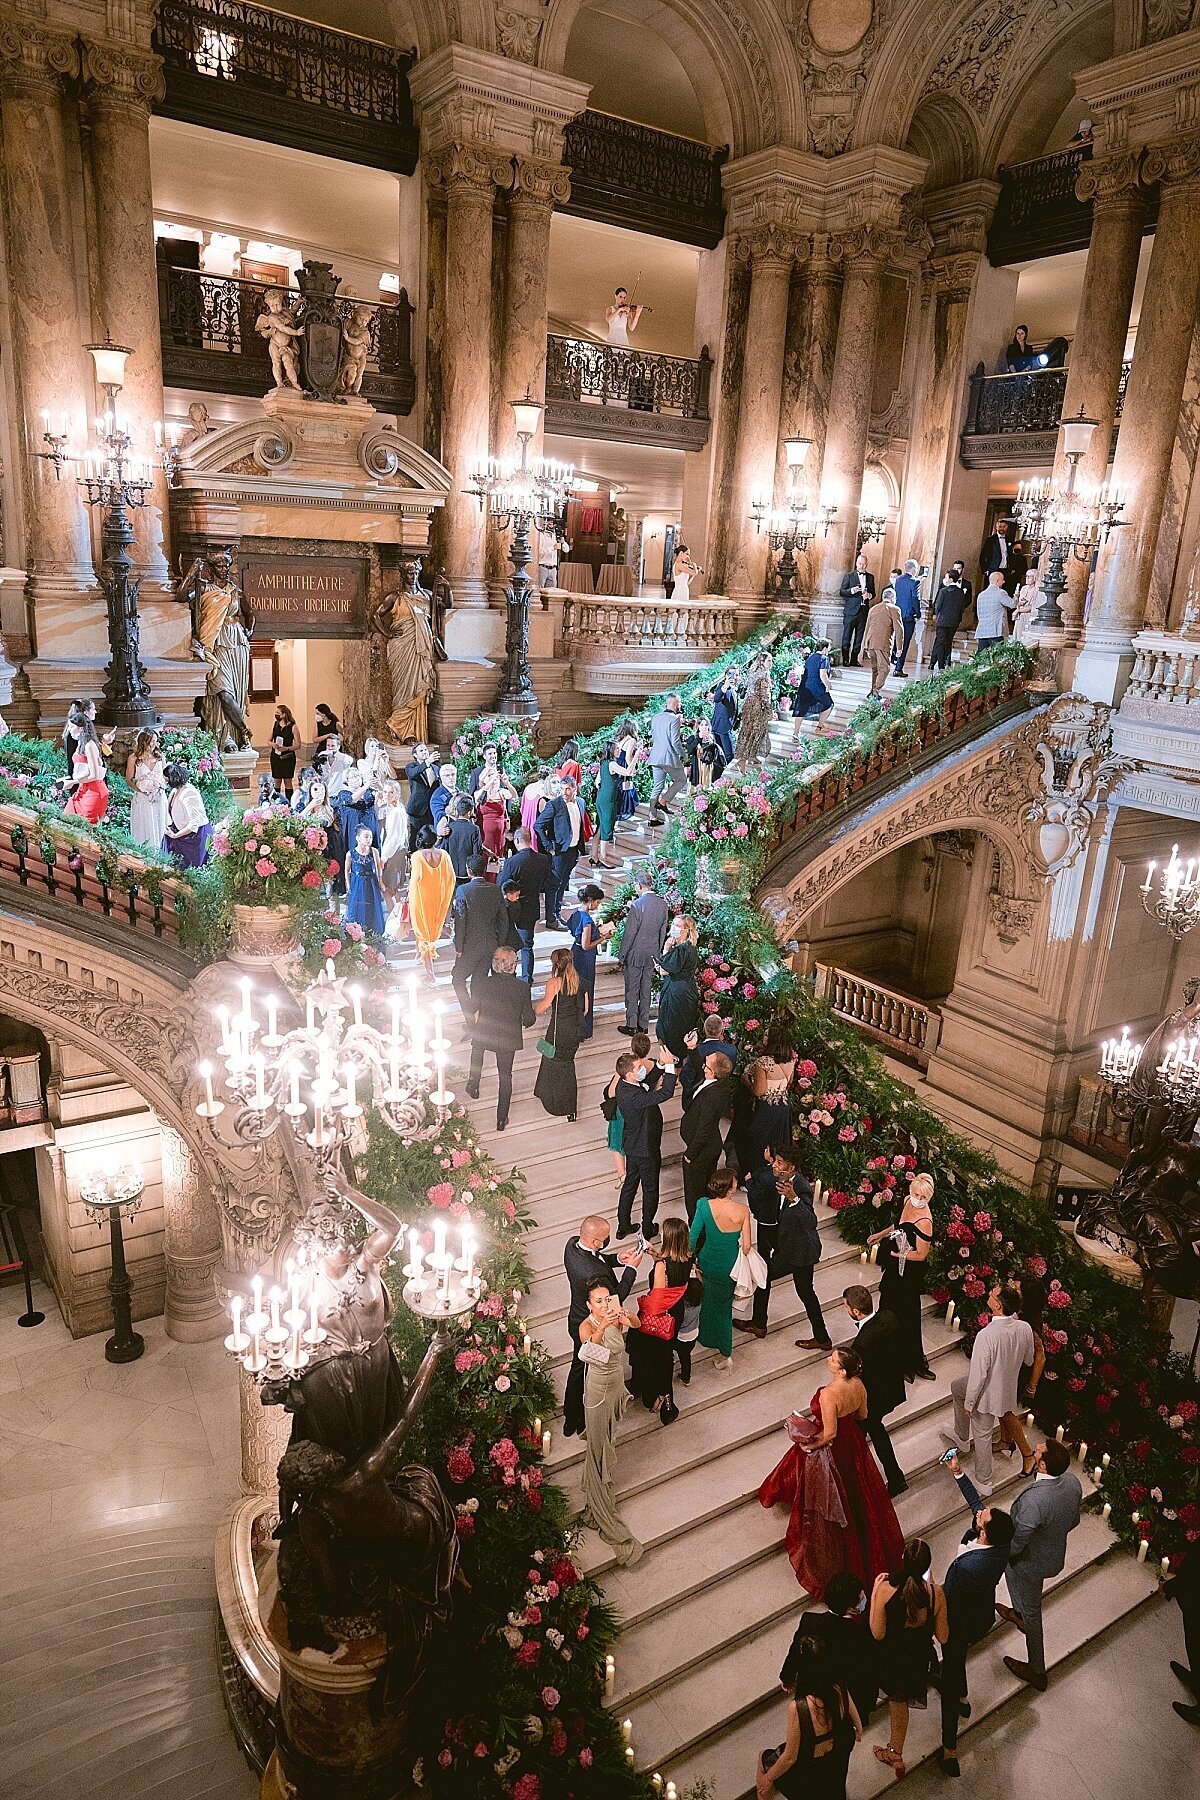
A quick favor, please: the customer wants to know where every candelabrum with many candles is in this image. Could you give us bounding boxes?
[1140,844,1200,940]
[1014,408,1125,632]
[749,437,836,599]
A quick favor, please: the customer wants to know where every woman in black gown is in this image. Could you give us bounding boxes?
[867,1171,936,1381]
[626,1217,692,1425]
[655,915,700,1057]
[533,947,586,1120]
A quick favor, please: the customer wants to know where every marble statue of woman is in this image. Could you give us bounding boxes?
[180,546,253,750]
[371,561,445,744]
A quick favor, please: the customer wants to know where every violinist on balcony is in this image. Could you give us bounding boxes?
[606,286,645,347]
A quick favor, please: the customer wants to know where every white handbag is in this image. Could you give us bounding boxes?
[731,1242,769,1320]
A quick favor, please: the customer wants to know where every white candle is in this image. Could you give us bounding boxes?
[251,1274,263,1321]
[388,1045,401,1095]
[604,1654,615,1697]
[290,1322,300,1367]
[390,992,402,1043]
[199,1061,219,1113]
[666,1783,678,1800]
[325,957,336,980]
[1101,1452,1110,1467]
[523,1333,532,1355]
[349,984,363,1027]
[1131,1510,1140,1523]
[265,994,278,1043]
[859,1250,868,1263]
[434,1050,448,1106]
[1078,1441,1087,1464]
[542,1428,551,1456]
[434,1221,446,1264]
[869,1242,879,1264]
[1161,1556,1171,1575]
[1137,1539,1149,1563]
[1026,1411,1035,1429]
[1102,1501,1111,1520]
[625,1747,635,1765]
[651,1777,663,1794]
[1094,1466,1103,1483]
[216,1005,231,1052]
[946,1301,955,1324]
[1055,1425,1065,1442]
[533,1416,542,1440]
[621,1719,633,1744]
[271,1290,281,1334]
[409,1229,420,1270]
[812,1178,822,1208]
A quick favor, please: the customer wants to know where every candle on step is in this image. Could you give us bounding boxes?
[1102,1501,1111,1520]
[620,1718,632,1744]
[859,1250,868,1263]
[812,1178,822,1208]
[625,1746,635,1765]
[1025,1411,1035,1429]
[1094,1467,1103,1484]
[604,1654,615,1697]
[1055,1424,1065,1442]
[651,1777,663,1795]
[1161,1556,1171,1575]
[1101,1452,1110,1467]
[945,1301,955,1324]
[1137,1539,1149,1563]
[533,1416,541,1442]
[542,1428,551,1457]
[1077,1441,1087,1464]
[523,1332,532,1355]
[1131,1510,1140,1523]
[869,1242,879,1263]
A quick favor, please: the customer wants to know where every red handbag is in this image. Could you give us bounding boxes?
[637,1305,676,1341]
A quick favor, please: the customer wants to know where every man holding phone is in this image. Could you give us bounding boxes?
[615,1046,678,1239]
[936,1451,1016,1774]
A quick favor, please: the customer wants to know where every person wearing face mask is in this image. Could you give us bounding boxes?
[562,1214,641,1438]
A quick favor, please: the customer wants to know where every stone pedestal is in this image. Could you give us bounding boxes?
[260,389,379,480]
[815,232,888,604]
[222,746,261,792]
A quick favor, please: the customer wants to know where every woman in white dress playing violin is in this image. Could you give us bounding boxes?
[672,544,702,603]
[606,285,645,346]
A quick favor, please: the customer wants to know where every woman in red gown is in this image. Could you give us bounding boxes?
[759,1344,904,1599]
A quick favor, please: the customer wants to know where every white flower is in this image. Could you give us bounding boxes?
[546,1628,564,1649]
[1151,1487,1163,1503]
[1164,1508,1178,1521]
[495,1748,520,1777]
[502,1626,523,1649]
[507,1611,524,1628]
[1169,1414,1184,1429]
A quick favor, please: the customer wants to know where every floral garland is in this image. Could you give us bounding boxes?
[452,716,541,789]
[209,803,338,905]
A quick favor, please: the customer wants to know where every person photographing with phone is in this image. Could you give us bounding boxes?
[578,1282,644,1565]
[934,1449,1016,1775]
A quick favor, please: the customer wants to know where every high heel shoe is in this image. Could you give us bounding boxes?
[873,1745,906,1780]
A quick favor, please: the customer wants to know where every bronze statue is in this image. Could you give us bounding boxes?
[180,546,254,751]
[1079,976,1200,1308]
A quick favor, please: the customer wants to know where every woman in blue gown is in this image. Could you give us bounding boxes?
[567,884,612,1041]
[344,827,386,936]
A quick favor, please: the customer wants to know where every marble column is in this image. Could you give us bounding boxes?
[1051,153,1144,629]
[791,241,842,606]
[426,144,511,610]
[0,29,98,628]
[815,228,889,608]
[159,1125,224,1342]
[1076,132,1200,702]
[239,1363,291,1497]
[897,254,978,572]
[81,40,172,603]
[725,225,798,607]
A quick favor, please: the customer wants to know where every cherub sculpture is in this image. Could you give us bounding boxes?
[256,287,303,390]
[340,304,373,396]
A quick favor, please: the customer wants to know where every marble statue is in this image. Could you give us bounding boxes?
[339,304,373,395]
[180,546,254,751]
[255,287,304,390]
[370,561,446,744]
[179,401,213,447]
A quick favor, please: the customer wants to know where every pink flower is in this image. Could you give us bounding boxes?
[303,827,326,849]
[693,794,709,813]
[541,1685,560,1709]
[513,1777,541,1800]
[489,1436,520,1471]
[515,1641,539,1668]
[254,857,276,877]
[301,870,321,888]
[837,1125,857,1143]
[454,1349,485,1373]
[1047,1288,1071,1309]
[446,1446,475,1483]
[495,1374,511,1392]
[742,983,757,999]
[321,937,341,958]
[797,1059,818,1079]
[438,1749,452,1768]
[579,1747,593,1768]
[244,838,258,853]
[345,921,364,941]
[428,1181,454,1208]
[451,1148,472,1168]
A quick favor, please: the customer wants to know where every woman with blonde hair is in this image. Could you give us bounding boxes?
[656,914,700,1057]
[868,1169,936,1382]
[533,945,586,1119]
[125,729,167,849]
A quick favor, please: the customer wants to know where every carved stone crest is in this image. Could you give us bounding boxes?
[1021,696,1125,880]
[988,892,1037,946]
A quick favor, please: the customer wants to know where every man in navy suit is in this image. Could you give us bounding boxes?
[937,1451,1016,1773]
[892,559,923,677]
[535,776,589,927]
[498,828,550,982]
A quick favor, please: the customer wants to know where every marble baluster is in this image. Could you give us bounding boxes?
[0,29,98,628]
[725,225,798,611]
[1078,132,1200,701]
[1052,153,1144,629]
[815,228,889,607]
[81,41,172,602]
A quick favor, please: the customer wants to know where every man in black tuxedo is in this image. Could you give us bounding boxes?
[936,1452,1016,1773]
[930,562,973,671]
[535,776,589,927]
[680,1020,738,1106]
[980,516,1021,593]
[842,1284,907,1496]
[679,1050,734,1219]
[499,828,550,982]
[615,1046,677,1238]
[780,1571,877,1724]
[839,555,875,666]
[403,742,440,847]
[464,946,534,1130]
[451,854,506,1018]
[562,1213,642,1436]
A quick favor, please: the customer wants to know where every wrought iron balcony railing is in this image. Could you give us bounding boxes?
[157,263,415,414]
[545,334,712,451]
[989,143,1158,263]
[153,0,417,173]
[563,110,726,247]
[960,359,1130,469]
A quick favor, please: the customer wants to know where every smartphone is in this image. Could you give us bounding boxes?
[938,1446,959,1467]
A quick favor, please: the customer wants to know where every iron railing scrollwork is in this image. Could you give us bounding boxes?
[545,334,712,420]
[158,265,415,414]
[961,359,1131,465]
[563,110,726,247]
[153,0,417,173]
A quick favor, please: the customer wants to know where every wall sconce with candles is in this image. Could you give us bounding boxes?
[1014,407,1125,632]
[79,1158,146,1363]
[856,512,888,552]
[1141,845,1200,939]
[749,438,836,599]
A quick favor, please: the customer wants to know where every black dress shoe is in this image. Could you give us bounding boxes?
[496,1117,507,1132]
[936,1750,960,1778]
[618,1025,637,1036]
[1172,1661,1198,1695]
[616,1224,635,1240]
[465,1082,480,1100]
[642,1222,660,1238]
[888,1479,908,1498]
[562,1423,578,1438]
[1172,1701,1200,1726]
[915,1365,937,1381]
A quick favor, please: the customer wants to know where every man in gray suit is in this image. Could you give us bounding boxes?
[618,868,669,1034]
[940,1283,1034,1494]
[997,1435,1081,1690]
[648,693,685,825]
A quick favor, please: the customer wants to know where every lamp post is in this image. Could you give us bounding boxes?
[749,438,836,599]
[79,1160,146,1363]
[468,394,574,717]
[1014,407,1125,632]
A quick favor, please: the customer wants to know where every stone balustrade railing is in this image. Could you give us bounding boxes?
[1113,628,1200,774]
[0,803,192,946]
[561,594,737,652]
[813,962,941,1066]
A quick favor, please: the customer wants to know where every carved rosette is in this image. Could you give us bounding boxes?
[510,154,572,213]
[80,40,167,111]
[0,24,79,94]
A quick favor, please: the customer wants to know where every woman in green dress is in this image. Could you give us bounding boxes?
[690,1168,752,1368]
[655,914,701,1057]
[592,734,624,870]
[578,1283,644,1566]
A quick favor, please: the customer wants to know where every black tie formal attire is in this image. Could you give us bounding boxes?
[930,577,972,671]
[467,970,534,1129]
[854,1306,908,1494]
[939,1469,1010,1753]
[498,846,551,982]
[562,1235,635,1435]
[615,1070,677,1236]
[452,877,507,1017]
[781,1607,878,1725]
[771,1184,830,1343]
[535,795,584,926]
[679,1074,734,1220]
[839,569,875,665]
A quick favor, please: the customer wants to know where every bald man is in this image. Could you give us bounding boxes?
[563,1214,641,1437]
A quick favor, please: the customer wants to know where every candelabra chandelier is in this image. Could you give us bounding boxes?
[195,965,455,1175]
[79,1159,146,1220]
[1140,844,1200,939]
[856,512,888,550]
[1098,1022,1200,1113]
[1013,408,1125,631]
[1098,1026,1142,1091]
[749,438,836,598]
[468,393,575,717]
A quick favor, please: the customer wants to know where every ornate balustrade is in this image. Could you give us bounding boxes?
[559,593,738,695]
[153,0,417,172]
[812,963,941,1066]
[960,360,1129,470]
[1112,628,1200,774]
[545,335,712,451]
[158,264,415,413]
[0,805,192,948]
[563,109,726,247]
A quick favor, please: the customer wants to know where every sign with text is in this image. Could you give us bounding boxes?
[240,555,367,638]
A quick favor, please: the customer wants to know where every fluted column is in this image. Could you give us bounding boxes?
[896,253,978,571]
[725,225,798,604]
[159,1126,224,1342]
[1050,152,1144,629]
[81,39,172,599]
[815,228,889,606]
[785,238,841,600]
[1077,131,1200,702]
[0,28,98,620]
[426,143,511,609]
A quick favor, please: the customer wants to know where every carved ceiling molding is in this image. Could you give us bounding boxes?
[791,0,896,156]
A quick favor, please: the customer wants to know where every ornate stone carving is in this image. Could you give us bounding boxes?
[734,223,806,267]
[1021,695,1125,879]
[793,0,891,156]
[0,25,79,90]
[424,140,514,197]
[496,0,550,63]
[1143,128,1200,193]
[510,154,571,210]
[988,892,1037,946]
[924,0,1026,117]
[80,39,166,108]
[1144,0,1199,44]
[1075,149,1143,209]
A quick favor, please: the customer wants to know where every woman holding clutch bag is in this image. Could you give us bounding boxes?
[759,1344,904,1599]
[578,1282,644,1566]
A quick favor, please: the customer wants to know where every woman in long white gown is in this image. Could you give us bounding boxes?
[672,544,701,602]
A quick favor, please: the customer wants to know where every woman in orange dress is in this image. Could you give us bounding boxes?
[407,844,457,974]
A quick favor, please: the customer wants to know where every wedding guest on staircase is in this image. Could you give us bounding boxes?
[270,704,298,798]
[940,1282,1034,1496]
[567,883,615,1041]
[655,914,701,1057]
[463,945,535,1133]
[935,1450,1016,1776]
[841,1284,907,1497]
[498,828,550,984]
[452,854,507,1018]
[562,1214,640,1438]
[868,1171,936,1381]
[758,1634,861,1800]
[615,1045,678,1237]
[1165,1541,1200,1726]
[711,674,739,765]
[618,868,669,1036]
[62,704,109,824]
[680,1049,735,1220]
[626,1215,692,1426]
[681,1018,738,1106]
[691,1167,752,1370]
[996,1435,1082,1691]
[578,1282,644,1566]
[780,1571,878,1729]
[869,1540,949,1781]
[533,946,587,1121]
[441,794,484,884]
[125,730,167,850]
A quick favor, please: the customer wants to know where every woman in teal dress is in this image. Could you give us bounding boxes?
[689,1168,752,1366]
[593,738,623,869]
[655,915,701,1057]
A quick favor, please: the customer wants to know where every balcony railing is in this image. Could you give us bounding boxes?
[960,360,1130,469]
[158,263,415,414]
[559,594,738,695]
[0,808,192,947]
[563,110,726,247]
[545,335,712,451]
[812,963,941,1066]
[1111,628,1200,776]
[153,0,417,172]
[989,143,1158,264]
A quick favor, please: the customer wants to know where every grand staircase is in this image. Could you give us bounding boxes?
[395,665,1158,1796]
